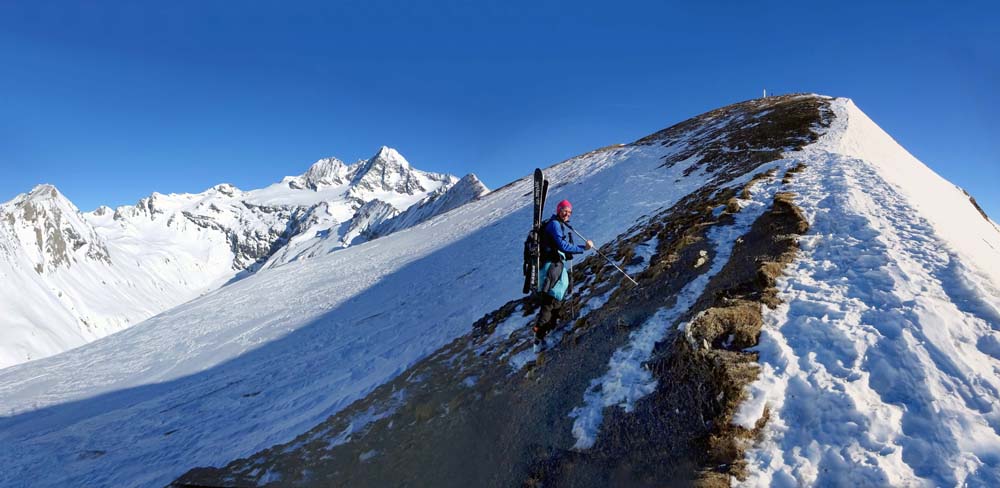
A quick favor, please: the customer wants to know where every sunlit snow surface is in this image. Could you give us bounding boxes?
[1,98,999,487]
[0,139,708,487]
[736,100,1000,486]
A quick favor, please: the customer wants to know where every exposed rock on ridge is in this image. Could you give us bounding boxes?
[174,94,832,487]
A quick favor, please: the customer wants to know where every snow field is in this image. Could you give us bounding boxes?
[737,99,1000,486]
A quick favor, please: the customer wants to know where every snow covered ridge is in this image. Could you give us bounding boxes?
[170,95,1000,487]
[0,147,488,369]
[170,94,836,487]
[2,94,999,487]
[736,99,1000,487]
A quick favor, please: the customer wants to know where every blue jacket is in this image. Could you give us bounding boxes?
[538,216,586,300]
[542,217,587,258]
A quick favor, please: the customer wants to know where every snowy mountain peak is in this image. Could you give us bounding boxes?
[211,183,240,196]
[301,157,349,190]
[452,173,488,196]
[1,182,111,274]
[24,183,64,202]
[373,145,410,168]
[5,184,77,220]
[346,146,455,197]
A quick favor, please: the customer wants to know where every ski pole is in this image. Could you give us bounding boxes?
[567,226,639,286]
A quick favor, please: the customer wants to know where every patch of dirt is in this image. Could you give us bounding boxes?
[781,162,806,184]
[637,94,831,181]
[526,175,811,488]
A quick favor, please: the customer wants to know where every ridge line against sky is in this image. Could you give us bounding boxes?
[1,1,997,219]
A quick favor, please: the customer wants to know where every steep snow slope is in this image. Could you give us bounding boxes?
[0,147,477,369]
[1,95,998,487]
[737,99,1000,486]
[167,95,839,487]
[0,116,708,487]
[178,97,1000,487]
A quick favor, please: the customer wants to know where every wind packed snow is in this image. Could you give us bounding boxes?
[737,99,1000,486]
[479,305,532,349]
[569,163,790,450]
[578,288,615,318]
[0,131,714,487]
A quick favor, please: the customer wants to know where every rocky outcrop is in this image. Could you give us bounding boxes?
[0,184,111,273]
[343,199,400,245]
[302,158,350,190]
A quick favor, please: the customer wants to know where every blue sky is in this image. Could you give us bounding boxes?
[1,1,997,219]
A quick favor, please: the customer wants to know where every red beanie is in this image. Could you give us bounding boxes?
[556,200,572,212]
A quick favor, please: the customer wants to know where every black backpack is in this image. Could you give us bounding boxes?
[523,218,574,295]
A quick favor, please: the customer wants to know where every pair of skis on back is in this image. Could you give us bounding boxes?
[521,169,639,295]
[522,168,548,295]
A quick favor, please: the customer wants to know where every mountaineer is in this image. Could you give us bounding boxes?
[533,199,593,350]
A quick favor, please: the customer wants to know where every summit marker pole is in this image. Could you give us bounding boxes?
[567,226,639,286]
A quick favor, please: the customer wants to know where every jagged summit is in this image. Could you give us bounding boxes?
[371,145,410,168]
[453,173,487,192]
[301,157,349,190]
[284,146,450,196]
[348,146,449,195]
[2,184,75,212]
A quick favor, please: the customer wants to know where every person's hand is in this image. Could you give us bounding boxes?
[585,240,594,250]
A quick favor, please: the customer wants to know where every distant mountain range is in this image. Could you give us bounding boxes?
[0,146,488,368]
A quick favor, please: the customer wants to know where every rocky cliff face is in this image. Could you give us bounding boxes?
[299,158,350,190]
[0,185,111,274]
